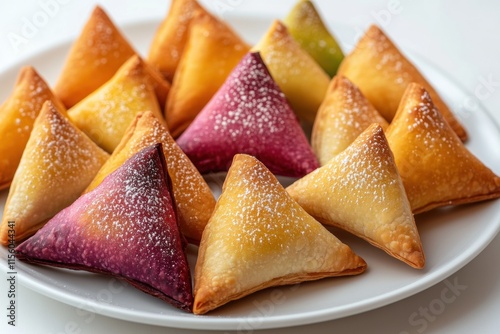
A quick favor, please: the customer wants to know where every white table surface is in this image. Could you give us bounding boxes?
[1,1,500,333]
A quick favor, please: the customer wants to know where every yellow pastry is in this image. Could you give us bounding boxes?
[165,11,249,137]
[283,0,344,76]
[143,61,171,110]
[252,20,330,124]
[0,66,66,190]
[312,75,388,165]
[68,55,165,153]
[148,0,205,81]
[86,111,215,243]
[338,25,467,141]
[386,83,500,213]
[288,124,425,269]
[54,6,136,108]
[0,101,109,245]
[194,154,367,314]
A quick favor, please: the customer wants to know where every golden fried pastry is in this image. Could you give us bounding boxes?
[68,55,165,153]
[337,25,467,141]
[85,111,215,243]
[144,61,171,110]
[194,154,367,314]
[148,0,205,81]
[284,0,344,76]
[252,20,330,124]
[0,67,66,190]
[386,83,500,214]
[165,11,249,137]
[16,144,193,311]
[54,6,136,108]
[312,75,388,165]
[0,101,109,246]
[288,124,425,269]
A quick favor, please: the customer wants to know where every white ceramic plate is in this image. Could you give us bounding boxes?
[1,16,500,331]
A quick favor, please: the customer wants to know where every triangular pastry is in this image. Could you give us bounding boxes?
[15,144,193,311]
[337,25,467,141]
[288,124,425,269]
[193,154,367,314]
[165,11,249,137]
[86,111,215,243]
[283,0,344,77]
[143,61,171,110]
[386,83,500,214]
[252,20,330,124]
[54,6,136,108]
[0,66,66,190]
[176,52,319,177]
[68,55,165,153]
[312,75,388,165]
[148,0,205,81]
[0,101,109,246]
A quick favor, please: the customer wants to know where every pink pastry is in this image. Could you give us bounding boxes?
[176,52,319,177]
[16,144,193,311]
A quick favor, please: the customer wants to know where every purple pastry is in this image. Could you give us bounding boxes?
[16,144,193,311]
[176,52,319,177]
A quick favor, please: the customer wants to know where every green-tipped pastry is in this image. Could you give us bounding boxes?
[284,0,344,76]
[252,20,329,124]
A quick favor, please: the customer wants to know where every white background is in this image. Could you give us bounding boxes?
[1,0,500,333]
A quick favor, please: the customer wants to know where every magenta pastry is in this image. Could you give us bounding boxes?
[176,52,319,177]
[16,144,193,311]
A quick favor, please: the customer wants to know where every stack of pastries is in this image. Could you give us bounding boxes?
[1,0,499,315]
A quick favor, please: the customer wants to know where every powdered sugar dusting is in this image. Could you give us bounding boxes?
[72,8,133,68]
[177,52,319,177]
[260,22,309,84]
[111,112,215,241]
[4,68,58,135]
[406,90,449,138]
[88,148,176,254]
[68,69,160,152]
[290,126,411,237]
[284,1,342,69]
[313,76,388,164]
[5,103,108,224]
[335,129,398,208]
[168,0,198,61]
[16,145,193,309]
[224,157,310,250]
[200,155,354,295]
[362,26,411,86]
[397,89,459,178]
[250,20,330,124]
[290,125,421,262]
[315,126,399,214]
[387,85,499,211]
